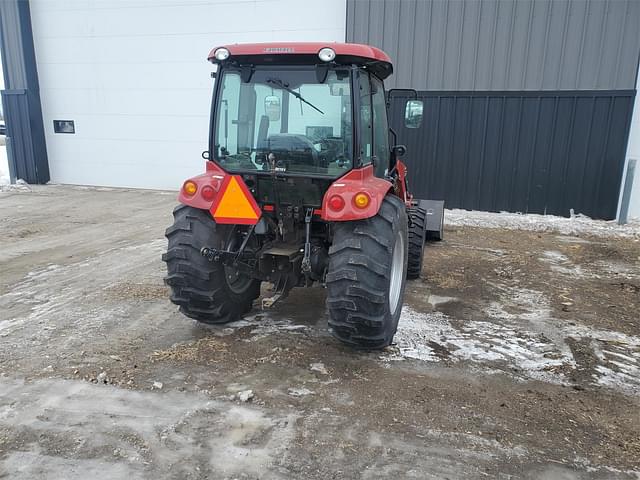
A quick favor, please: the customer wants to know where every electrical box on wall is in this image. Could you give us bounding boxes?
[53,120,75,134]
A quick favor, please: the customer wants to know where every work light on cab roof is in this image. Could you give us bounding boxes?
[207,42,394,79]
[163,41,444,352]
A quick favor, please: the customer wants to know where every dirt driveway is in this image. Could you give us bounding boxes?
[1,186,639,479]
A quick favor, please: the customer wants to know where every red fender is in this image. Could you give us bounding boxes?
[321,165,393,222]
[394,160,412,205]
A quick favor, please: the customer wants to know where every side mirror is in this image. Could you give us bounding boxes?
[264,95,281,121]
[392,145,407,157]
[404,100,423,129]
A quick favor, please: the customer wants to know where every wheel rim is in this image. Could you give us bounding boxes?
[389,231,405,314]
[222,229,254,295]
[224,265,253,294]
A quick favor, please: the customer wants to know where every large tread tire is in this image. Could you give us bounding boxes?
[407,206,427,279]
[326,195,408,349]
[162,205,260,324]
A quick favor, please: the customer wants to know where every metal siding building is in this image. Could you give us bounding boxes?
[3,0,346,190]
[347,0,640,91]
[348,0,640,219]
[1,0,640,220]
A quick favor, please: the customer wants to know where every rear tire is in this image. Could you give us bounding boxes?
[326,195,408,349]
[162,205,260,324]
[407,206,427,279]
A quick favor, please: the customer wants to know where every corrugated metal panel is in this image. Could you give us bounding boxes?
[0,1,27,89]
[347,0,640,91]
[388,90,635,219]
[0,0,49,184]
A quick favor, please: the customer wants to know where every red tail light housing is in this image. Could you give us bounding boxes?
[328,195,345,212]
[353,192,371,209]
[183,180,197,197]
[201,185,215,201]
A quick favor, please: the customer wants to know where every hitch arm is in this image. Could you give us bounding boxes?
[301,207,314,274]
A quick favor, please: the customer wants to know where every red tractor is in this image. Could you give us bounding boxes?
[163,42,437,349]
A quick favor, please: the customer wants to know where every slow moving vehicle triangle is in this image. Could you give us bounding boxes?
[210,176,261,225]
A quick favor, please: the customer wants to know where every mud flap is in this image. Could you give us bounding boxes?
[417,199,445,241]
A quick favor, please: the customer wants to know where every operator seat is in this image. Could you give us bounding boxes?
[257,115,270,150]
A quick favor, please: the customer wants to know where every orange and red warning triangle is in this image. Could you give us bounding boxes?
[210,176,261,225]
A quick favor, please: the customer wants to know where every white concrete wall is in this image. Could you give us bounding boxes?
[29,0,346,190]
[620,71,640,220]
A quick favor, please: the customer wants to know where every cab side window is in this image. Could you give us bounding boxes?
[358,71,373,165]
[370,75,390,177]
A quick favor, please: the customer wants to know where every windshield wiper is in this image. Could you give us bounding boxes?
[267,78,324,115]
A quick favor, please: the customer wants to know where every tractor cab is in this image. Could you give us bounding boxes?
[163,43,434,350]
[207,43,402,207]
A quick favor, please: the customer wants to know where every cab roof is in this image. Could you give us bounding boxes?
[208,42,393,79]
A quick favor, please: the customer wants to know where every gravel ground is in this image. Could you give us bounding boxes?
[0,185,639,479]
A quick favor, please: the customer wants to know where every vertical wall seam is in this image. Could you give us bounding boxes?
[576,97,598,212]
[488,0,499,89]
[595,0,610,88]
[395,0,401,86]
[461,96,474,203]
[476,95,490,209]
[575,0,591,89]
[539,0,553,91]
[426,0,434,89]
[541,96,560,214]
[613,0,630,90]
[556,0,571,89]
[559,97,579,213]
[445,96,458,199]
[521,0,535,89]
[524,96,542,212]
[507,96,525,208]
[409,0,417,88]
[491,96,507,211]
[504,0,517,90]
[471,0,483,90]
[441,0,450,90]
[592,97,615,213]
[428,95,442,190]
[455,0,466,90]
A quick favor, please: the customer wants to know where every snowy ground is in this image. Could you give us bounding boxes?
[1,185,639,478]
[0,145,9,185]
[446,208,640,239]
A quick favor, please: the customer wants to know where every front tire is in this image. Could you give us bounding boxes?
[407,206,427,279]
[326,195,409,349]
[162,205,260,324]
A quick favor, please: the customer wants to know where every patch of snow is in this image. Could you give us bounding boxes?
[309,362,329,375]
[389,306,572,384]
[445,209,640,239]
[237,389,254,402]
[0,146,8,185]
[538,251,638,280]
[389,285,640,396]
[427,295,458,308]
[220,313,312,341]
[288,387,314,397]
[541,250,569,263]
[591,260,640,280]
[0,177,31,192]
[538,250,589,278]
[0,377,298,479]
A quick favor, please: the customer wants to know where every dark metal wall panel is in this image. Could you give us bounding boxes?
[1,89,42,183]
[388,90,635,220]
[347,0,640,91]
[0,0,49,184]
